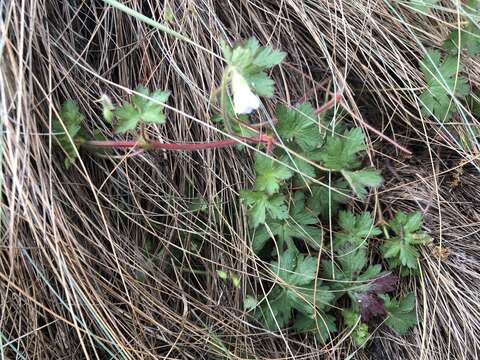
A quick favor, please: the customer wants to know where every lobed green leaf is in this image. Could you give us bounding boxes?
[115,86,169,133]
[341,168,383,199]
[381,293,418,335]
[382,211,430,269]
[318,128,366,170]
[419,49,470,121]
[52,100,85,168]
[276,102,322,152]
[254,153,293,195]
[240,190,288,228]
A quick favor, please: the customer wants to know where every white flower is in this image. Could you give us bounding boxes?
[231,70,260,114]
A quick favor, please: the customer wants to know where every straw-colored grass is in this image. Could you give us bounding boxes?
[1,0,479,358]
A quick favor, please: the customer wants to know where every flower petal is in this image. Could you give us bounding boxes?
[231,70,261,114]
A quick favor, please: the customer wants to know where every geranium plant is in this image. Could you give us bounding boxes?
[52,37,429,346]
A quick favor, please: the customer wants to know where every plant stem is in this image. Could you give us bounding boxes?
[220,66,233,133]
[81,136,270,152]
[314,93,342,115]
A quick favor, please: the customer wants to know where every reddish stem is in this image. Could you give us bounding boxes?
[296,77,332,105]
[314,93,342,115]
[82,136,272,151]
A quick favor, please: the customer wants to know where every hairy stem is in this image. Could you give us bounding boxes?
[81,136,270,152]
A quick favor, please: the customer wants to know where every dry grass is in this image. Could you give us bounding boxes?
[1,0,479,359]
[379,158,480,360]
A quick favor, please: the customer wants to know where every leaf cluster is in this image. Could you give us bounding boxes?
[222,38,286,97]
[239,92,426,342]
[382,211,431,271]
[234,74,407,342]
[253,248,335,342]
[443,0,480,57]
[52,86,169,167]
[240,97,423,344]
[115,86,170,133]
[417,1,479,121]
[248,210,424,344]
[418,49,469,122]
[52,100,85,168]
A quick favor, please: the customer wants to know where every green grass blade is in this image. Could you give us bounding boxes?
[103,0,222,60]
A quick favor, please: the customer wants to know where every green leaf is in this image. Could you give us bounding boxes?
[382,211,430,269]
[115,103,141,133]
[389,211,423,234]
[253,44,287,68]
[290,282,334,314]
[277,147,319,186]
[407,0,439,13]
[251,226,272,254]
[465,0,480,17]
[341,168,383,199]
[244,72,274,97]
[283,155,316,180]
[115,86,169,133]
[256,249,334,332]
[264,192,322,250]
[163,6,174,23]
[255,287,292,330]
[338,249,368,279]
[443,0,480,56]
[343,309,369,347]
[382,237,419,269]
[387,258,419,277]
[272,247,297,274]
[336,247,378,283]
[221,38,286,97]
[276,102,322,151]
[254,153,293,195]
[216,270,228,279]
[444,24,480,56]
[356,264,383,281]
[338,264,392,308]
[382,293,418,335]
[467,91,480,117]
[240,190,288,228]
[256,249,326,330]
[243,37,260,54]
[53,100,85,168]
[231,273,241,288]
[244,295,258,311]
[419,49,470,122]
[333,211,381,278]
[222,37,286,99]
[59,100,84,126]
[222,42,253,70]
[140,90,170,123]
[307,180,349,219]
[335,211,382,250]
[318,128,367,170]
[217,270,241,288]
[293,313,336,343]
[272,248,317,286]
[226,37,286,71]
[421,49,441,82]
